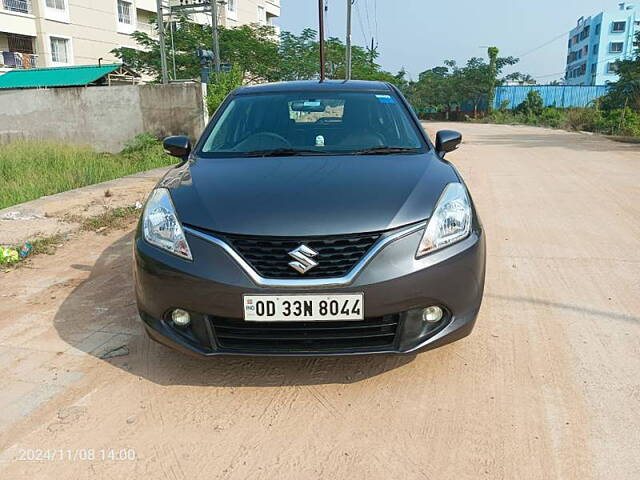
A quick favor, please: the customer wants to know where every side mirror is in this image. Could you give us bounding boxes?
[435,130,462,158]
[163,136,192,159]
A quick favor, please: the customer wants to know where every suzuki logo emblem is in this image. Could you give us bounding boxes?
[288,244,319,274]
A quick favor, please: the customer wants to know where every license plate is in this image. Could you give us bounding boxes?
[243,294,364,322]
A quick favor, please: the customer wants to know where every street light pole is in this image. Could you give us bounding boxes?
[319,0,325,81]
[156,0,169,84]
[346,0,352,80]
[211,0,221,74]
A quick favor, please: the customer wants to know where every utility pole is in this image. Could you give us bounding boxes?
[156,0,169,84]
[345,0,352,80]
[318,0,326,81]
[370,37,375,66]
[487,46,499,113]
[211,0,221,74]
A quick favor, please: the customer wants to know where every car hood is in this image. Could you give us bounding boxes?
[161,153,459,237]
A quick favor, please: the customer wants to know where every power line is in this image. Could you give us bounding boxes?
[373,0,378,43]
[533,54,627,80]
[362,0,373,42]
[354,1,368,45]
[516,30,570,59]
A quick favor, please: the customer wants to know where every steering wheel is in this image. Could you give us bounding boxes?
[237,132,292,150]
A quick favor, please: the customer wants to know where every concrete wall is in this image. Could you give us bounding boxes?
[0,83,206,152]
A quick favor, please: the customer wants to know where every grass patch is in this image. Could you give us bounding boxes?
[2,205,141,272]
[30,233,66,256]
[0,133,174,210]
[1,232,65,270]
[80,206,139,233]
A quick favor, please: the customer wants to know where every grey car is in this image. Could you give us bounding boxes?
[134,80,486,356]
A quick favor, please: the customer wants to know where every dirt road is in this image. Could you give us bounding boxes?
[0,123,638,479]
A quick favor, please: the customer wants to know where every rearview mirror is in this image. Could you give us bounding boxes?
[435,130,462,158]
[290,100,326,112]
[163,136,192,159]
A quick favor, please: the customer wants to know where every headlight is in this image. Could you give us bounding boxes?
[416,183,472,258]
[143,188,192,260]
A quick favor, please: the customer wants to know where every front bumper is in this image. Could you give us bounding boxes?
[134,224,486,357]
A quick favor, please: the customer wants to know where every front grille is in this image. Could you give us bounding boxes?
[222,232,382,279]
[210,315,399,353]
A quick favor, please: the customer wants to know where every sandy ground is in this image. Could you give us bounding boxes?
[0,122,638,480]
[0,167,168,246]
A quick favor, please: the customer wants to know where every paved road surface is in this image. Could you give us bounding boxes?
[0,123,638,479]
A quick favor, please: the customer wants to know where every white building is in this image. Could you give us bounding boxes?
[0,0,280,71]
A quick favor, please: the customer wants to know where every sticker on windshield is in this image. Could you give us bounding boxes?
[315,135,325,147]
[375,94,396,104]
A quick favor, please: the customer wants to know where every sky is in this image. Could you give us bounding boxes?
[278,0,618,82]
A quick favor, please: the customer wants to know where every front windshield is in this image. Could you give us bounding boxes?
[199,91,425,157]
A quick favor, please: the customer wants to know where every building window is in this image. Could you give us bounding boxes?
[583,45,588,55]
[117,0,132,24]
[580,26,590,40]
[595,24,601,35]
[607,62,619,73]
[609,42,624,53]
[257,5,265,24]
[227,0,236,13]
[3,0,32,13]
[44,0,69,22]
[8,34,34,54]
[50,36,70,63]
[45,0,65,9]
[591,63,597,74]
[593,44,599,55]
[612,21,626,32]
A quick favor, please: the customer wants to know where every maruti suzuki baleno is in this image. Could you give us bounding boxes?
[134,80,486,357]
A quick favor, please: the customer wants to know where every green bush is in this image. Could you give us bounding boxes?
[515,90,544,116]
[538,107,565,128]
[206,66,244,115]
[121,132,160,154]
[482,105,640,137]
[595,108,640,136]
[561,108,601,132]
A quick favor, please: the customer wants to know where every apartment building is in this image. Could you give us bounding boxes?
[565,2,639,85]
[177,0,280,33]
[0,0,280,72]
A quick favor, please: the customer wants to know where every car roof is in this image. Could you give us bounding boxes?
[233,79,393,95]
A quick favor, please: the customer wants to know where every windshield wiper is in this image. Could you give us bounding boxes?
[243,148,323,157]
[351,146,421,155]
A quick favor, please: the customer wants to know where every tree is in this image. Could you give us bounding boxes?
[515,90,544,116]
[502,72,537,85]
[112,21,401,86]
[406,62,458,117]
[601,31,640,112]
[406,52,519,117]
[112,17,281,83]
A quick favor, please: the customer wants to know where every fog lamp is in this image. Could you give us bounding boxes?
[172,309,191,327]
[422,306,444,324]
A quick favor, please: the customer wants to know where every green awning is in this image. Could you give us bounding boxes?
[0,64,137,89]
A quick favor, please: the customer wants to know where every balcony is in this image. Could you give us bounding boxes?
[0,51,38,69]
[265,0,280,17]
[136,22,156,36]
[0,0,36,36]
[2,0,31,14]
